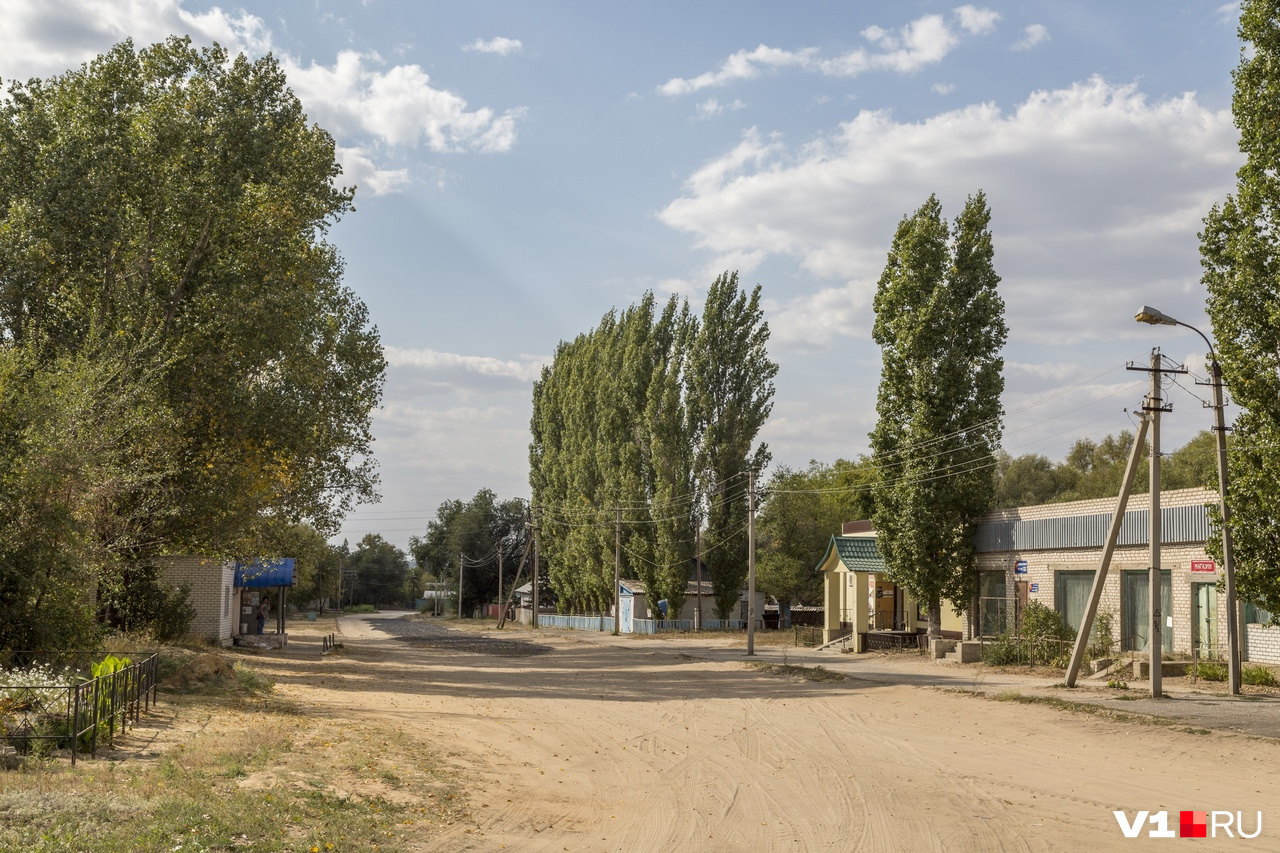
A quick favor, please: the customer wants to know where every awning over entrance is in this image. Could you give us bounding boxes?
[814,535,887,574]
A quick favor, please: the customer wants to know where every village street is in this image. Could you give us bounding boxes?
[248,613,1280,852]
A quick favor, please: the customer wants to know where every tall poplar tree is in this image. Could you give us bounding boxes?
[1202,0,1280,614]
[869,193,1006,637]
[689,272,778,618]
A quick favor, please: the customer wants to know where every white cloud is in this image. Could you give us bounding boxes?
[932,82,956,95]
[287,51,526,153]
[658,44,817,96]
[464,36,523,56]
[335,146,411,195]
[1216,2,1240,25]
[694,97,747,119]
[658,9,998,96]
[659,77,1238,349]
[1012,24,1050,51]
[955,5,1000,35]
[384,346,546,384]
[0,0,526,193]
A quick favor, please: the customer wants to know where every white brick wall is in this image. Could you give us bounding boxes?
[972,488,1229,656]
[1247,624,1280,664]
[155,556,235,644]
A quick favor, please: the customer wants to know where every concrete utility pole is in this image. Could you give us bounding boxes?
[695,525,703,632]
[1064,410,1150,687]
[614,504,621,636]
[497,546,503,622]
[1135,306,1242,694]
[1148,350,1164,699]
[532,508,540,629]
[747,469,757,656]
[1208,355,1243,694]
[458,552,464,620]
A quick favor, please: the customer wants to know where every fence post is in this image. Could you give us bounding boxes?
[70,682,79,767]
[90,676,100,759]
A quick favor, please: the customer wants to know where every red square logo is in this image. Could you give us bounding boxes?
[1180,811,1207,838]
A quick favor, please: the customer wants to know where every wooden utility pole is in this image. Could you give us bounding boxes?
[747,469,757,656]
[613,505,621,636]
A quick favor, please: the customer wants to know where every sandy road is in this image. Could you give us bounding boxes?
[259,615,1280,852]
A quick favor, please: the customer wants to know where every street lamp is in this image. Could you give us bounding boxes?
[1135,305,1242,695]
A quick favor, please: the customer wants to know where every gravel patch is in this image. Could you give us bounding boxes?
[371,618,552,657]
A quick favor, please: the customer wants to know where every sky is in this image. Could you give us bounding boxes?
[0,1,1248,551]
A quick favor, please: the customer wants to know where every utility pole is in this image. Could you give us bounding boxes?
[1148,349,1165,699]
[614,504,621,636]
[1064,410,1150,687]
[497,545,503,622]
[747,468,757,656]
[458,552,464,620]
[532,507,540,629]
[1206,357,1243,694]
[1124,347,1183,698]
[695,524,703,632]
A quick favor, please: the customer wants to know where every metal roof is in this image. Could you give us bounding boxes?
[973,504,1211,552]
[816,535,886,573]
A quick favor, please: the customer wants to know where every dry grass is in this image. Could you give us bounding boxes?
[0,650,466,852]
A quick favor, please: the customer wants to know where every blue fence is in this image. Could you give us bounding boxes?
[538,614,614,632]
[703,619,747,631]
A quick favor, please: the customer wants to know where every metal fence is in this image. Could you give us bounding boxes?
[863,632,928,653]
[632,619,694,634]
[538,614,615,632]
[1,652,160,765]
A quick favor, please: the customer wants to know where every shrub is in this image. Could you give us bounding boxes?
[1089,610,1116,660]
[1243,664,1279,687]
[343,604,376,614]
[1195,660,1228,682]
[982,601,1076,668]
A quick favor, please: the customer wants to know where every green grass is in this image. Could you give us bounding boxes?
[1243,664,1279,687]
[0,658,465,852]
[1194,660,1228,682]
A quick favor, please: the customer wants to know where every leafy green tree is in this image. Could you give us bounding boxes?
[992,452,1064,508]
[1202,0,1280,612]
[689,272,778,618]
[756,458,875,620]
[409,489,528,616]
[0,37,384,556]
[870,192,1007,637]
[346,534,410,607]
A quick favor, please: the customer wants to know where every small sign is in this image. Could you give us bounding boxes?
[1030,582,1039,593]
[1191,560,1217,574]
[1014,560,1028,575]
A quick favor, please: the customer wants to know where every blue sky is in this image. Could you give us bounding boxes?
[0,1,1247,549]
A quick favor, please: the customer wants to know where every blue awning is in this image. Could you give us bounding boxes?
[235,558,295,588]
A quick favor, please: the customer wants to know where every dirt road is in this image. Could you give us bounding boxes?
[260,615,1280,852]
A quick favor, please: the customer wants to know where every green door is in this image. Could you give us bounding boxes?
[1055,571,1095,636]
[1122,570,1172,654]
[1193,583,1218,660]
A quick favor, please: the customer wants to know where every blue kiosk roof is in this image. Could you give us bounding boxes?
[235,558,296,588]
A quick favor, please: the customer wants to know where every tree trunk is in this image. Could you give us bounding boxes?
[928,599,942,639]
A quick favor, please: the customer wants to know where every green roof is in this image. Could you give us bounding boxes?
[815,535,886,573]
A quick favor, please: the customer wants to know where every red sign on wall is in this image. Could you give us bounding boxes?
[1190,560,1217,574]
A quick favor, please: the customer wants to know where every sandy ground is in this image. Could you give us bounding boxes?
[254,614,1280,852]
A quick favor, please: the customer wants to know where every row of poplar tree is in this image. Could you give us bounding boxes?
[529,273,778,621]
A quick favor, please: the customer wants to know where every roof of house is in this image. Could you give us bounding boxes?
[816,534,887,574]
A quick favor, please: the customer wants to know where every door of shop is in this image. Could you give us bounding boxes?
[1192,582,1218,660]
[1122,570,1172,654]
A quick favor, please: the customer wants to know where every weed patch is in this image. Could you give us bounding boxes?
[746,662,846,683]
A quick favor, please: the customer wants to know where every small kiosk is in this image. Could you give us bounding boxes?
[234,557,295,648]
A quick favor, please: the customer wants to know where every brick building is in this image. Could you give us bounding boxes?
[155,555,236,645]
[821,487,1280,663]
